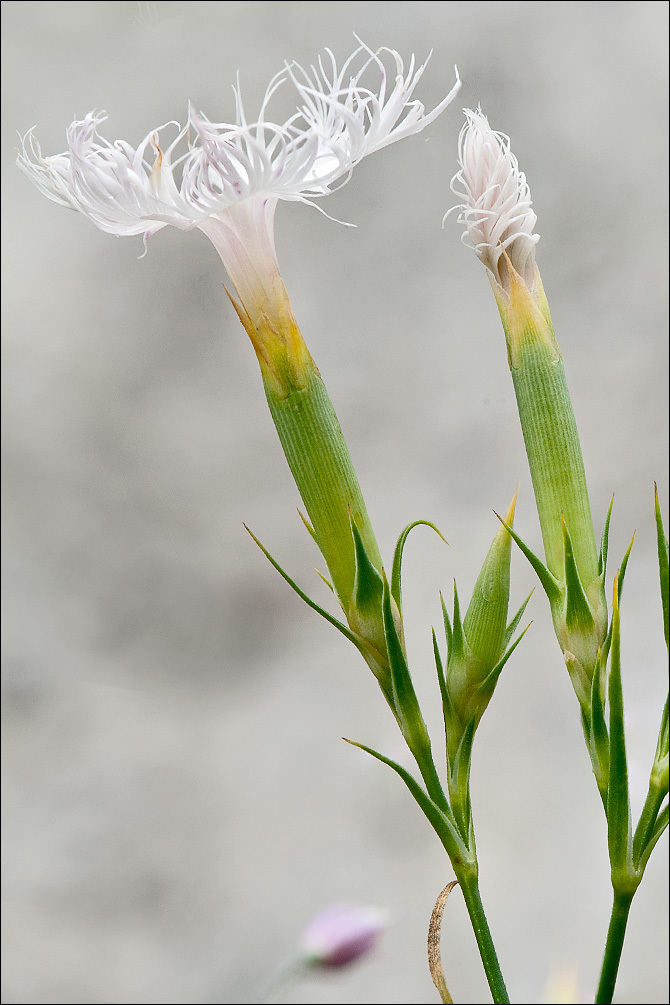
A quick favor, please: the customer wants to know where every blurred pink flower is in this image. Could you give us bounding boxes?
[298,902,391,968]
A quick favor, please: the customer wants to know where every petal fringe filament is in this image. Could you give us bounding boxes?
[18,40,461,246]
[449,107,539,294]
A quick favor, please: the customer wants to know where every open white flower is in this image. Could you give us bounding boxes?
[449,108,539,293]
[18,41,460,322]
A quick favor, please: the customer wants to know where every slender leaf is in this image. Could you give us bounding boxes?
[502,590,534,650]
[245,525,363,650]
[478,622,532,701]
[391,520,448,615]
[599,495,615,577]
[344,739,467,864]
[562,516,596,634]
[450,582,465,661]
[440,593,453,654]
[589,649,610,802]
[450,717,476,841]
[381,573,448,812]
[655,484,669,652]
[607,574,632,882]
[494,512,562,607]
[616,534,635,606]
[638,802,669,875]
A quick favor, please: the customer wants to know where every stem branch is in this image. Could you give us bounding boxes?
[458,873,510,1004]
[594,892,633,1004]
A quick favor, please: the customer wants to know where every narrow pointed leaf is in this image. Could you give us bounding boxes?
[632,744,668,870]
[297,508,319,545]
[433,626,459,769]
[656,697,669,764]
[351,513,384,614]
[343,739,467,864]
[495,512,561,606]
[478,622,532,700]
[244,525,363,651]
[562,516,596,634]
[616,533,635,606]
[315,568,334,592]
[432,627,449,711]
[589,649,610,801]
[655,484,669,651]
[599,495,615,577]
[451,582,466,660]
[450,716,476,840]
[638,803,669,875]
[440,593,453,654]
[391,520,448,615]
[502,590,534,650]
[381,573,448,812]
[607,574,632,882]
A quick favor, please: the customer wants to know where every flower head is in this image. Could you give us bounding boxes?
[298,902,390,968]
[18,41,460,247]
[449,107,539,293]
[18,40,459,372]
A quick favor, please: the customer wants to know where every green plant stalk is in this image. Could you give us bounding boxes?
[494,269,600,595]
[594,892,634,1004]
[457,870,510,1004]
[263,360,382,610]
[508,341,598,591]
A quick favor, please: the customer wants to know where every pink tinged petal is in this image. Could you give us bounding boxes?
[298,903,391,969]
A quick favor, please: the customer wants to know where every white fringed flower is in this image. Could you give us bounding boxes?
[449,108,539,292]
[18,42,459,317]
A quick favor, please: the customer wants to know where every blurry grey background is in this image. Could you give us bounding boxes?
[1,2,668,1003]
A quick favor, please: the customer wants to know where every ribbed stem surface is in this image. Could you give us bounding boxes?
[264,362,381,607]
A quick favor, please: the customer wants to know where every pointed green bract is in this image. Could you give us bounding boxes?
[589,650,610,805]
[245,522,396,707]
[463,493,516,671]
[348,515,389,668]
[343,738,471,869]
[478,623,531,705]
[381,571,447,811]
[441,593,453,653]
[563,517,596,635]
[599,496,615,578]
[495,514,561,607]
[244,524,364,651]
[450,581,465,659]
[450,717,476,842]
[655,485,669,652]
[502,591,533,651]
[391,520,448,616]
[445,496,527,728]
[632,697,669,869]
[607,574,634,892]
[616,533,635,605]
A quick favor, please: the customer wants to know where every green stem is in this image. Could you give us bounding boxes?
[458,872,510,1004]
[264,361,382,609]
[594,892,633,1004]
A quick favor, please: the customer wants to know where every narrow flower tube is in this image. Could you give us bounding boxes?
[449,108,607,685]
[19,42,460,647]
